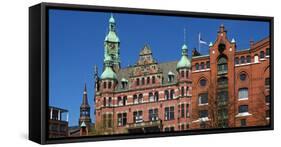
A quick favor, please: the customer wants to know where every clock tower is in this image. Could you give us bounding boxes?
[104,14,120,72]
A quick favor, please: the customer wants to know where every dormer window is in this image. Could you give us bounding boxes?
[121,78,128,89]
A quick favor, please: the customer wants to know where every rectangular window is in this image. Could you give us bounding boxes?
[206,61,210,68]
[181,104,185,118]
[199,110,208,118]
[149,109,158,121]
[266,95,270,103]
[133,95,138,104]
[117,113,127,126]
[165,106,174,120]
[199,93,208,104]
[238,88,248,99]
[240,119,247,127]
[107,114,113,128]
[149,93,154,102]
[239,105,248,113]
[133,111,143,123]
[265,78,270,86]
[266,48,270,56]
[186,104,189,117]
[118,97,122,106]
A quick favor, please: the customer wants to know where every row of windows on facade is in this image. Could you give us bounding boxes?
[235,49,269,65]
[198,104,249,118]
[102,87,190,107]
[198,88,248,105]
[199,85,270,106]
[195,61,210,71]
[102,104,190,127]
[136,76,156,86]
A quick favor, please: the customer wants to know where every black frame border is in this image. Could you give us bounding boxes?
[29,2,274,144]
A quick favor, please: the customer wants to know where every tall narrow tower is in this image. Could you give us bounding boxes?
[79,84,91,129]
[104,13,121,72]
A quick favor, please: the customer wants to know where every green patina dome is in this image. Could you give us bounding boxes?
[101,67,117,80]
[177,55,191,69]
[177,43,191,69]
[101,56,117,80]
[104,31,120,42]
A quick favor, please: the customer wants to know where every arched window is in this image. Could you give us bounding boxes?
[103,82,107,89]
[238,88,248,99]
[170,89,175,99]
[235,57,239,65]
[254,54,259,63]
[149,92,154,102]
[217,56,227,74]
[186,70,189,78]
[154,91,159,101]
[138,94,143,103]
[147,77,150,84]
[136,78,140,86]
[200,62,205,69]
[186,86,189,96]
[133,95,138,104]
[240,56,245,64]
[260,51,265,59]
[117,97,122,106]
[181,70,184,78]
[206,61,210,68]
[108,81,112,89]
[123,96,127,106]
[141,77,145,85]
[108,97,112,106]
[152,76,156,84]
[181,87,185,97]
[246,55,251,63]
[103,97,106,107]
[195,63,199,70]
[165,90,169,100]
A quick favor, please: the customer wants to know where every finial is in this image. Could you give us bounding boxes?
[84,83,87,93]
[184,27,186,44]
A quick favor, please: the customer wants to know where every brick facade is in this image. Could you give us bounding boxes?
[94,18,270,135]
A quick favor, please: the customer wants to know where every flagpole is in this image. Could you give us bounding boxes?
[198,32,200,53]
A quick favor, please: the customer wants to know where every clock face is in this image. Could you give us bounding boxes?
[109,43,115,50]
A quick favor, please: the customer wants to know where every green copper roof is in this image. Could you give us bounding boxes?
[109,14,115,23]
[104,31,120,42]
[177,43,191,69]
[182,44,188,50]
[101,56,117,80]
[101,67,117,80]
[177,55,191,69]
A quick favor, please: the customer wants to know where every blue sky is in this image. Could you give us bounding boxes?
[48,9,269,126]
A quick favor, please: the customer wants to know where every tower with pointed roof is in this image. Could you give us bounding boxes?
[79,84,91,129]
[104,13,121,72]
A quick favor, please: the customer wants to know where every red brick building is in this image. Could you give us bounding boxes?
[93,15,270,135]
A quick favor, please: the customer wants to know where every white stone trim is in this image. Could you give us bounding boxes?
[235,112,252,117]
[238,97,248,101]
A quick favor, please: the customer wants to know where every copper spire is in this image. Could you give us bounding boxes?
[82,83,89,106]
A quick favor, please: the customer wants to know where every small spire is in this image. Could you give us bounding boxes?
[209,42,213,47]
[231,38,236,43]
[82,83,89,106]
